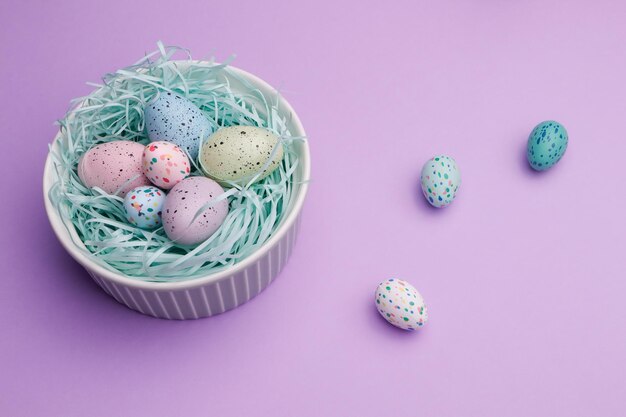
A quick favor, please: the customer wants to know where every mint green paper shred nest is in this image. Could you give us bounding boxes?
[48,43,304,282]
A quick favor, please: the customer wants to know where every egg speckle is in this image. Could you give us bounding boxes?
[420,155,461,208]
[142,141,190,190]
[527,120,568,171]
[78,140,151,197]
[161,176,229,246]
[123,186,166,230]
[199,126,283,185]
[144,92,213,160]
[375,278,428,331]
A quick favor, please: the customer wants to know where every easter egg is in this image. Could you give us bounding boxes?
[123,186,166,230]
[162,176,229,246]
[526,120,568,171]
[142,141,190,190]
[78,140,151,197]
[144,92,213,160]
[199,126,283,185]
[420,155,461,208]
[375,278,428,331]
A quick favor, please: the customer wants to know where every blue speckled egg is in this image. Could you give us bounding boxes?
[527,120,568,171]
[420,155,461,208]
[123,186,166,230]
[144,92,214,161]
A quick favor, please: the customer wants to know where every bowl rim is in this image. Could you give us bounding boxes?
[42,62,310,291]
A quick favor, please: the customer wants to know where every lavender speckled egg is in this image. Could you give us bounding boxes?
[162,176,229,246]
[144,92,213,160]
[78,140,151,197]
[420,155,461,208]
[527,120,568,171]
[375,278,428,331]
[123,186,166,230]
[199,126,283,185]
[142,141,190,190]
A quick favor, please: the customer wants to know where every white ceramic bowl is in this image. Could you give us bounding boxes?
[43,62,310,320]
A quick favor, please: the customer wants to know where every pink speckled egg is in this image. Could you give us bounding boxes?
[142,141,190,190]
[162,176,229,246]
[78,141,151,197]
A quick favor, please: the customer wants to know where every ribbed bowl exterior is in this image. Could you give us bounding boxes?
[87,216,301,319]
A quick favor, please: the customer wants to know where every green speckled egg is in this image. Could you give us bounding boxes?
[527,121,568,171]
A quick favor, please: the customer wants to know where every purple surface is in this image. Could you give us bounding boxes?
[1,1,625,416]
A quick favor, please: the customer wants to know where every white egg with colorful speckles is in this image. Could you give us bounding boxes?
[375,278,428,331]
[123,186,166,230]
[420,155,461,208]
[142,141,190,190]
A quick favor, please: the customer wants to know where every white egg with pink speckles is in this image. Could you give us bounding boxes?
[375,278,428,331]
[142,141,190,190]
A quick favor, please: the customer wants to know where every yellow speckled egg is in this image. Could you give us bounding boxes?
[199,126,283,186]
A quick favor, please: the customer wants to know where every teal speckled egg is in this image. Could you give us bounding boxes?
[527,121,568,171]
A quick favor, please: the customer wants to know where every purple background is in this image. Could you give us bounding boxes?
[1,1,625,416]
